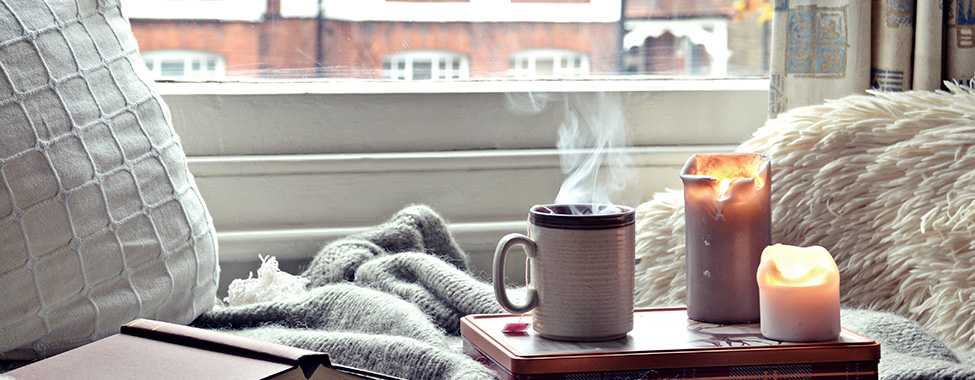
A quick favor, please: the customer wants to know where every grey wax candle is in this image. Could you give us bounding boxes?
[680,153,771,324]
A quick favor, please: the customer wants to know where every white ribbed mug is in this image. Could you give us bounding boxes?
[493,204,635,341]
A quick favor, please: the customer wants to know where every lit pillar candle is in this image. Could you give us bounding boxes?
[757,244,841,342]
[680,153,771,324]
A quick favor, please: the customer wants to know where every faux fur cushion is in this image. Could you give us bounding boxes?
[634,83,975,351]
[0,0,218,360]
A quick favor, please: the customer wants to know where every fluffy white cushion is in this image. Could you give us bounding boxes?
[634,84,975,351]
[0,0,218,359]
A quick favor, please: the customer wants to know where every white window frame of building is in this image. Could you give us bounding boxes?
[383,51,470,81]
[624,18,730,77]
[508,49,590,78]
[141,50,227,80]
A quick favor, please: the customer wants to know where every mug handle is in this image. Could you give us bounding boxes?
[493,233,539,313]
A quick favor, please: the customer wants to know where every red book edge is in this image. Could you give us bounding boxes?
[121,319,329,379]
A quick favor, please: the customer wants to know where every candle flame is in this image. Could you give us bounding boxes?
[686,154,769,196]
[783,261,813,280]
[759,244,838,288]
[718,178,732,196]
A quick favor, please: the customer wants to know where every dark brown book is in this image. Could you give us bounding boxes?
[462,307,881,379]
[7,319,399,380]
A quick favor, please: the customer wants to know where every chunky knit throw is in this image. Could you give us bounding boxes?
[191,205,505,380]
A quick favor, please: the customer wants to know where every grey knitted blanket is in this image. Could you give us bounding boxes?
[191,205,506,380]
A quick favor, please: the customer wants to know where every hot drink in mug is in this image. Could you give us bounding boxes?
[493,203,635,341]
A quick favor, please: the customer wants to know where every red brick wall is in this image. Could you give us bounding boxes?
[130,20,263,73]
[257,17,320,76]
[322,20,618,78]
[129,18,618,79]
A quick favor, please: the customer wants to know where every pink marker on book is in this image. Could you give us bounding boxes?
[502,313,530,334]
[502,322,530,334]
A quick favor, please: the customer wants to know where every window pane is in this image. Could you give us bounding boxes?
[383,51,469,80]
[123,0,772,80]
[160,61,184,77]
[413,61,432,80]
[141,50,226,79]
[535,59,555,77]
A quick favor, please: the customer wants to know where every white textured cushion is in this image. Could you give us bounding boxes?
[0,0,218,359]
[634,84,975,351]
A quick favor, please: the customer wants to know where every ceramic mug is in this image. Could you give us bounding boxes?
[493,204,635,341]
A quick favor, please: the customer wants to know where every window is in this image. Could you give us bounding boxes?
[383,51,470,80]
[508,50,590,78]
[624,19,730,76]
[123,0,771,79]
[141,50,226,79]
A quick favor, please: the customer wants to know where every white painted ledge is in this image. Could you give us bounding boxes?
[195,145,737,266]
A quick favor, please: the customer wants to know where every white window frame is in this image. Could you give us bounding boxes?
[508,49,590,78]
[141,50,227,80]
[383,50,471,80]
[624,18,730,77]
[156,79,769,287]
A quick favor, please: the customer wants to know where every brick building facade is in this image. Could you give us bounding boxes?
[123,0,768,80]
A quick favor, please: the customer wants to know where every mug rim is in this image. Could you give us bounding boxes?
[529,203,635,230]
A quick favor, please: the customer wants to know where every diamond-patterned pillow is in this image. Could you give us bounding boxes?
[0,0,218,360]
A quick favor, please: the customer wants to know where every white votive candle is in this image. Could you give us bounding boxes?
[756,244,841,342]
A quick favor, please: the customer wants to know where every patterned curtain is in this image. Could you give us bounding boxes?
[768,0,975,119]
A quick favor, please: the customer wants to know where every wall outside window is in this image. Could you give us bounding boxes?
[124,0,771,79]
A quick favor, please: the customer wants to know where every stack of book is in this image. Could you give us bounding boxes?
[461,307,880,380]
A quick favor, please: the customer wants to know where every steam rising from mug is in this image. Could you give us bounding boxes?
[504,92,634,214]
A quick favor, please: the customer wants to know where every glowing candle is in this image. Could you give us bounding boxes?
[680,153,771,324]
[757,244,841,342]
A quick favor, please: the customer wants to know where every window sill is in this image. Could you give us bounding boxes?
[154,77,769,95]
[159,78,770,156]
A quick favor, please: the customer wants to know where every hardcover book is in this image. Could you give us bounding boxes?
[461,307,881,380]
[7,319,398,380]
